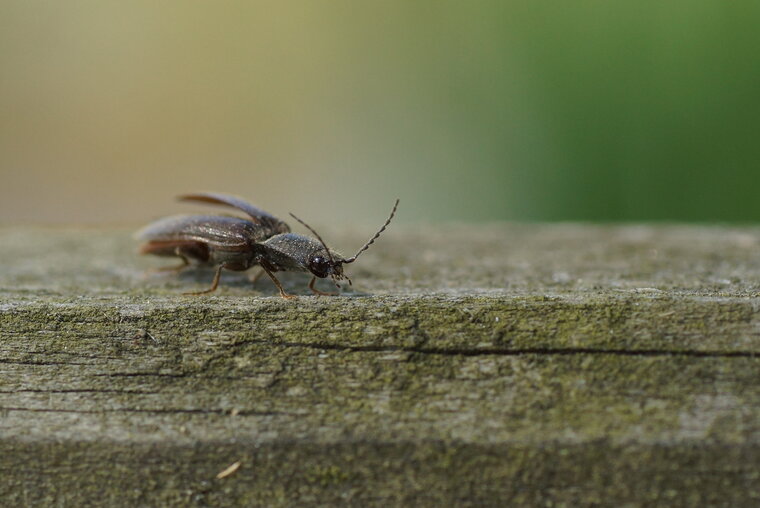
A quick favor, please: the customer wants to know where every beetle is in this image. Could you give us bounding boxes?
[137,192,399,299]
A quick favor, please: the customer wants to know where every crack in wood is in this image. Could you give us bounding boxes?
[234,340,760,358]
[0,406,287,416]
[0,389,158,395]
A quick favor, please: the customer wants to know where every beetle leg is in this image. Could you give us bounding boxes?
[309,276,337,296]
[260,265,297,299]
[184,264,225,295]
[149,253,190,274]
[248,268,265,285]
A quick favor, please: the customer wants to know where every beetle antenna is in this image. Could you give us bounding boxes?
[343,198,399,264]
[288,212,336,266]
[289,212,344,289]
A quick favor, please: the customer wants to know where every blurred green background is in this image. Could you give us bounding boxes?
[1,1,759,224]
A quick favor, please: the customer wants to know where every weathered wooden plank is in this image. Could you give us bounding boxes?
[1,224,759,506]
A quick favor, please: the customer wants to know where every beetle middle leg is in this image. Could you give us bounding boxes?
[248,268,265,286]
[308,276,337,296]
[183,264,226,295]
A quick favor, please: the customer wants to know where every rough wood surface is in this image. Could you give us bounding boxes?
[1,224,759,507]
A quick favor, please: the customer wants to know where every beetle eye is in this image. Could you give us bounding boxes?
[308,256,330,278]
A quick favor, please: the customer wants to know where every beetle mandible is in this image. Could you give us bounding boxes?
[137,192,399,299]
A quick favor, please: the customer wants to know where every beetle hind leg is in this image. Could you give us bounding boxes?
[149,253,191,274]
[142,242,208,276]
[183,264,225,296]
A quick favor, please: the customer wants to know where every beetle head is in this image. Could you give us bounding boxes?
[289,198,399,289]
[306,252,347,282]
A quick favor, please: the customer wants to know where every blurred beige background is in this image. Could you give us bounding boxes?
[1,1,518,225]
[2,1,759,224]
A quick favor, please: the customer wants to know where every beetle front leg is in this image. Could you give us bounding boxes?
[260,266,297,299]
[308,276,337,296]
[183,264,225,295]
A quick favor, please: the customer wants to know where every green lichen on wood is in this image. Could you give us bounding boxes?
[1,225,760,506]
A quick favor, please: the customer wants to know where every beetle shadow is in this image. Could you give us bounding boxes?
[168,267,370,297]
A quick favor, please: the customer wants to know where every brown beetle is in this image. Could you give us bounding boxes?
[137,192,399,299]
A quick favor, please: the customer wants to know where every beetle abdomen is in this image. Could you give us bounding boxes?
[140,240,211,263]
